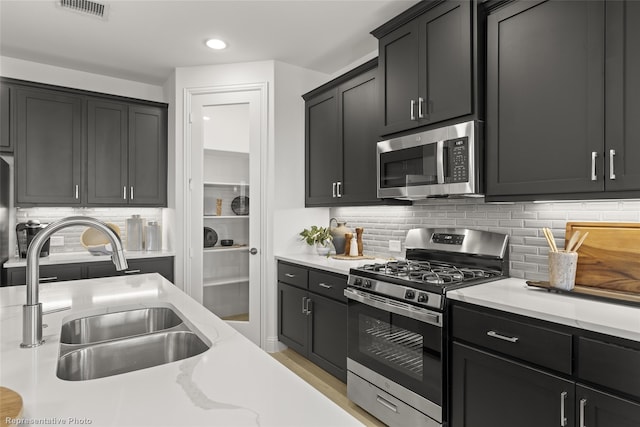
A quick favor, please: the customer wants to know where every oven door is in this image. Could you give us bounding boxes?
[345,287,443,416]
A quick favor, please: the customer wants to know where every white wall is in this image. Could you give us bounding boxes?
[0,56,165,102]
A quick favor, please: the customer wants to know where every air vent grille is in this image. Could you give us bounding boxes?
[59,0,107,19]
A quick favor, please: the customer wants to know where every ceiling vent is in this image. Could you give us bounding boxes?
[59,0,108,19]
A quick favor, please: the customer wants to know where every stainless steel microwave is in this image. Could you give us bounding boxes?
[377,120,483,200]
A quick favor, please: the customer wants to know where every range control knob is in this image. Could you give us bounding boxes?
[363,280,373,289]
[404,290,415,300]
[353,278,362,286]
[417,293,429,303]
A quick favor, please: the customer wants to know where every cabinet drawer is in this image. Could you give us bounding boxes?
[5,264,84,286]
[578,337,640,399]
[309,270,347,302]
[277,262,308,289]
[452,305,572,374]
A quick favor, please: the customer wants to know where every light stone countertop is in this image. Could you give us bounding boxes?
[447,277,640,342]
[0,274,363,427]
[3,250,175,268]
[275,253,394,276]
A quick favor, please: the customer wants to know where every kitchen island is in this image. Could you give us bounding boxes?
[0,274,364,426]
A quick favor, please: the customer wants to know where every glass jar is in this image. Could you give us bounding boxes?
[146,221,162,251]
[126,214,144,251]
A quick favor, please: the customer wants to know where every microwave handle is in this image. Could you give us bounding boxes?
[436,140,446,184]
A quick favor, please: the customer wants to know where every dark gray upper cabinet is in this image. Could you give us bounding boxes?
[87,100,167,206]
[15,87,84,206]
[6,78,168,207]
[374,0,476,136]
[486,0,640,201]
[127,105,167,206]
[304,60,402,207]
[87,99,128,205]
[0,84,12,153]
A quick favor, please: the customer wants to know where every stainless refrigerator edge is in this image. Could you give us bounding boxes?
[0,157,9,286]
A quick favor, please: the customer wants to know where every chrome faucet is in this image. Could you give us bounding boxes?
[21,216,128,348]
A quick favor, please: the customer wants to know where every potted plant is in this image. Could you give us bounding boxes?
[299,225,333,256]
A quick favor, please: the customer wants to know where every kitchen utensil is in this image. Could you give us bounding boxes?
[231,196,249,215]
[204,227,218,247]
[565,222,640,294]
[542,227,558,252]
[16,220,50,258]
[81,223,121,255]
[221,239,233,246]
[146,221,162,251]
[548,250,578,291]
[126,215,144,251]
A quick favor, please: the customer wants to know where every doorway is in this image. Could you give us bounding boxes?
[185,84,267,346]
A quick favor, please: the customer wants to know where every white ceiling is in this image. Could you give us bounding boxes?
[0,0,420,86]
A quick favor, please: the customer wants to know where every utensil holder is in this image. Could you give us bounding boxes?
[549,250,578,291]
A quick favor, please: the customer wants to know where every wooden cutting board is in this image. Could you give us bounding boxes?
[565,222,640,294]
[0,387,23,426]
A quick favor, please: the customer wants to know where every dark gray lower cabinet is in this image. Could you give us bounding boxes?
[451,342,575,427]
[450,302,640,427]
[277,261,347,381]
[3,256,174,286]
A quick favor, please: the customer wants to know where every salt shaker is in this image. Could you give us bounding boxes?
[349,234,359,257]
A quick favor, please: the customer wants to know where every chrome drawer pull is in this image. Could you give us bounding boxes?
[318,283,332,289]
[285,273,295,278]
[560,391,568,426]
[410,99,416,121]
[487,330,519,343]
[609,149,616,180]
[39,276,58,283]
[591,151,598,181]
[579,398,587,427]
[124,269,141,274]
[301,297,307,315]
[376,395,398,413]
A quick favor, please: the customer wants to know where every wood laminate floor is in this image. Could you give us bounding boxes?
[271,349,386,427]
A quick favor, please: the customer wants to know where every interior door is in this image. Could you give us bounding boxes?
[189,89,262,345]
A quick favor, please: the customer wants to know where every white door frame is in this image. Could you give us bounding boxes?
[183,83,268,348]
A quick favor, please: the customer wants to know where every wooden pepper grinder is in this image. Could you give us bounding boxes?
[344,233,353,256]
[356,227,364,256]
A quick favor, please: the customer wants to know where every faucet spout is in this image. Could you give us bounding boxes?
[21,216,128,348]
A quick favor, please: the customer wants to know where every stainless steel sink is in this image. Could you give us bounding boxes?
[60,307,183,344]
[56,305,210,381]
[57,331,209,381]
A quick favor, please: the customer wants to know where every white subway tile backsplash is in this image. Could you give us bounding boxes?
[331,198,640,281]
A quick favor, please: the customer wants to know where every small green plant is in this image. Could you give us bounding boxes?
[299,225,333,246]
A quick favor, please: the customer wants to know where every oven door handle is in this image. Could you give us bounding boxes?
[344,288,442,327]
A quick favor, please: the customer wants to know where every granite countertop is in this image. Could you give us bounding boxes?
[3,250,175,268]
[275,253,393,275]
[0,274,363,427]
[447,277,640,342]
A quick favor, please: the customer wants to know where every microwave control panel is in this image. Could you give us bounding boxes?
[445,137,469,183]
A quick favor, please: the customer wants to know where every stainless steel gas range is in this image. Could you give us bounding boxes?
[345,228,509,427]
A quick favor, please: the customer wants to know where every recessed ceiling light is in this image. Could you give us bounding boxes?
[206,39,227,50]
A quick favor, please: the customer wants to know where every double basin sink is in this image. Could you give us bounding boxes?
[56,305,211,381]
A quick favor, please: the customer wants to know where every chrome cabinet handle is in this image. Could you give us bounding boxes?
[318,283,332,289]
[124,269,141,274]
[376,395,398,413]
[410,99,416,121]
[39,276,58,283]
[74,185,79,199]
[130,186,134,200]
[487,330,519,343]
[285,273,295,278]
[332,182,337,198]
[579,398,587,427]
[591,152,598,181]
[560,391,568,427]
[123,186,127,200]
[306,298,312,315]
[302,297,307,314]
[418,97,425,119]
[336,181,342,198]
[609,149,616,180]
[249,247,258,255]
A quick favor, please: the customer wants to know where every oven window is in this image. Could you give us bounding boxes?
[380,144,438,188]
[360,313,424,380]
